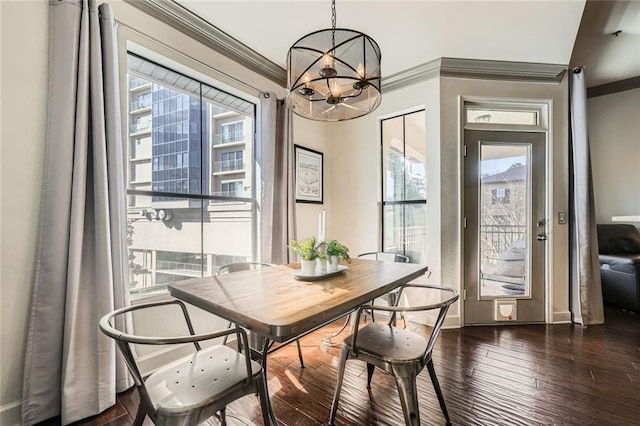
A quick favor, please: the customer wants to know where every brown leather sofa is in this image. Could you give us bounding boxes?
[597,224,640,312]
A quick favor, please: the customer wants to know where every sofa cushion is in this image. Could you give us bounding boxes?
[599,254,640,275]
[596,224,640,254]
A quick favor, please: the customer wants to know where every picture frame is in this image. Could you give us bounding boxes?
[294,145,323,204]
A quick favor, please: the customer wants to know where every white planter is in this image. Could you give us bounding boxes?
[316,258,327,274]
[327,255,339,272]
[300,259,316,276]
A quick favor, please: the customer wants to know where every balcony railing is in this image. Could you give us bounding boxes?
[213,159,244,173]
[213,132,245,146]
[156,260,202,273]
[211,190,244,198]
[130,97,151,111]
[130,122,151,133]
[480,224,527,261]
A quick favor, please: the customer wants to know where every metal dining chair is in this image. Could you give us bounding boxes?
[99,300,271,426]
[358,252,411,325]
[217,262,306,368]
[322,252,412,346]
[328,284,459,426]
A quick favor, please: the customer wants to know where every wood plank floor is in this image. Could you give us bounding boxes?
[55,305,639,426]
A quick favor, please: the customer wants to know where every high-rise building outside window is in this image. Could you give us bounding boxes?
[126,53,257,293]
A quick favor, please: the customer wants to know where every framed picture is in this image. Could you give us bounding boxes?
[294,145,323,204]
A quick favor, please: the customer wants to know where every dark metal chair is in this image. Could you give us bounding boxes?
[329,284,459,426]
[322,252,412,346]
[358,252,411,325]
[217,262,306,368]
[99,300,271,426]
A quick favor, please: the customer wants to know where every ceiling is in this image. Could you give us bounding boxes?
[570,0,640,87]
[175,0,639,88]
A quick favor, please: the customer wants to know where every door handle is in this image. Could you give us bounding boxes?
[537,234,547,241]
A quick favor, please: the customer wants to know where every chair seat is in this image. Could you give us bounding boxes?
[345,323,427,362]
[146,345,262,412]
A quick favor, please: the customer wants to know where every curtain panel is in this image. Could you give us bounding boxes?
[22,1,131,424]
[259,93,296,264]
[569,67,605,326]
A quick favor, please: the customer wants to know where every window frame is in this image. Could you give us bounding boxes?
[380,109,427,262]
[124,51,259,294]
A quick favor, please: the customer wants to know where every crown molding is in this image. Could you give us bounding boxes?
[587,76,640,98]
[123,0,287,87]
[440,58,567,82]
[382,58,442,92]
[123,1,568,93]
[382,57,567,93]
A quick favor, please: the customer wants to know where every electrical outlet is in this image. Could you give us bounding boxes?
[558,212,567,225]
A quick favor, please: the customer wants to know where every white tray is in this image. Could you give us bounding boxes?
[292,265,349,281]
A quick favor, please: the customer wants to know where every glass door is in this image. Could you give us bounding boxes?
[464,130,546,324]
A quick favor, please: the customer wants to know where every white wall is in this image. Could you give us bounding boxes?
[325,78,442,323]
[589,88,640,224]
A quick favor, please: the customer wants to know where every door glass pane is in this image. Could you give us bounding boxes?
[478,143,531,298]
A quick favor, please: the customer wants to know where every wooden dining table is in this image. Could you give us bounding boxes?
[167,258,428,424]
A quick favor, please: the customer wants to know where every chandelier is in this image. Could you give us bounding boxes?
[286,0,381,121]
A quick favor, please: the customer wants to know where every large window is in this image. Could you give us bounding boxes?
[126,53,257,293]
[381,110,426,264]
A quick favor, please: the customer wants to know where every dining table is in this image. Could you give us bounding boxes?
[167,258,428,424]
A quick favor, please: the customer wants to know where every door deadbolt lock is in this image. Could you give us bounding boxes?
[537,220,545,228]
[537,234,547,241]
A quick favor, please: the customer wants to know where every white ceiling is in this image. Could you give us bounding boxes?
[175,0,639,88]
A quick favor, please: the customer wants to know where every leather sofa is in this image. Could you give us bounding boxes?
[597,224,640,312]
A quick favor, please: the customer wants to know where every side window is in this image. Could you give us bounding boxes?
[381,110,426,264]
[126,53,257,293]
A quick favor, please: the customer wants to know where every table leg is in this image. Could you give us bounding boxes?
[249,333,278,425]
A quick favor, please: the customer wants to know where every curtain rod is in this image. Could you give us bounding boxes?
[114,19,264,96]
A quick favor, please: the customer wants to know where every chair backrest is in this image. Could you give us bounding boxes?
[99,300,255,424]
[596,224,640,254]
[352,284,458,361]
[217,262,274,274]
[357,251,410,263]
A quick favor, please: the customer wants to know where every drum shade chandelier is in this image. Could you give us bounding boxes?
[286,0,381,121]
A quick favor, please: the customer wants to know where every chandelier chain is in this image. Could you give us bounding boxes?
[331,0,336,49]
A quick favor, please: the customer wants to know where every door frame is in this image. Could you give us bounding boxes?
[459,97,554,325]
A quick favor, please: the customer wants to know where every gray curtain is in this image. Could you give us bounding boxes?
[22,1,131,424]
[569,67,604,326]
[259,93,296,263]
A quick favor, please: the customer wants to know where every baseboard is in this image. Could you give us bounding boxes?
[553,310,572,324]
[0,399,21,426]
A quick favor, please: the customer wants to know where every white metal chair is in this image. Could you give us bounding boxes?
[217,262,306,368]
[328,284,459,426]
[99,300,271,426]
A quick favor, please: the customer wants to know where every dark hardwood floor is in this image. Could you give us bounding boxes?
[59,306,639,425]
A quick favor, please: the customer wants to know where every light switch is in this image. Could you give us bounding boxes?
[558,212,567,225]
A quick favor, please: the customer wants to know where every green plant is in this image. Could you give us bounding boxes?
[289,236,322,261]
[326,240,351,263]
